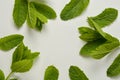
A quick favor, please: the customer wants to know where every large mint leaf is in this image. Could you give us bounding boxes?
[11,59,33,72]
[107,54,120,77]
[32,2,57,19]
[90,39,119,59]
[0,69,5,80]
[44,65,59,80]
[78,27,102,42]
[88,8,118,28]
[69,66,89,80]
[13,0,28,27]
[60,0,89,20]
[80,39,106,56]
[0,34,24,51]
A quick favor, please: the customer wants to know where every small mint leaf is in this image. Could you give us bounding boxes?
[0,34,24,51]
[44,65,59,80]
[69,66,89,80]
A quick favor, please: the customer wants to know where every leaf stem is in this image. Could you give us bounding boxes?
[6,72,14,80]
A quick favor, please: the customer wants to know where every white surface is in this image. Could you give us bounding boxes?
[0,0,120,80]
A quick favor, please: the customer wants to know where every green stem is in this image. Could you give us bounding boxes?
[6,72,14,80]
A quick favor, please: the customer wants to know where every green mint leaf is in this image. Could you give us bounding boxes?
[35,19,43,31]
[12,43,26,64]
[69,66,89,80]
[27,2,47,28]
[44,65,59,80]
[27,2,38,28]
[90,38,119,59]
[31,2,57,19]
[87,18,107,39]
[0,34,24,51]
[28,52,40,59]
[78,27,102,42]
[11,59,33,73]
[0,69,5,80]
[60,0,89,20]
[13,0,28,27]
[88,8,118,28]
[107,54,120,77]
[80,39,106,56]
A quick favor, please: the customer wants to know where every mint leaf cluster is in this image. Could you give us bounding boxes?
[13,0,56,31]
[79,8,119,59]
[0,34,40,80]
[79,8,120,77]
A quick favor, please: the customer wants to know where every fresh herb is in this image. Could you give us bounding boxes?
[79,8,119,59]
[44,65,59,80]
[0,34,40,80]
[0,34,24,51]
[13,0,56,31]
[0,69,5,80]
[107,54,120,77]
[69,66,89,80]
[88,8,118,28]
[60,0,89,20]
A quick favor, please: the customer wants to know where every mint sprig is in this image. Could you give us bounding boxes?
[79,8,119,59]
[13,0,56,31]
[0,34,40,80]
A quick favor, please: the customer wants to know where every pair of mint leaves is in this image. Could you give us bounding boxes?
[0,34,40,80]
[13,0,90,31]
[44,65,89,80]
[79,8,120,78]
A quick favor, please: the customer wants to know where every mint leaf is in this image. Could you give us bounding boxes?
[107,54,120,77]
[11,59,33,72]
[78,27,102,42]
[80,39,106,56]
[88,8,118,28]
[35,19,43,31]
[0,34,24,51]
[27,2,47,28]
[90,38,119,59]
[60,0,89,20]
[0,69,5,80]
[32,2,57,19]
[28,52,40,59]
[12,43,26,64]
[44,65,59,80]
[13,0,28,27]
[69,66,89,80]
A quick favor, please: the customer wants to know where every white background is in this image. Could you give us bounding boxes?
[0,0,120,80]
